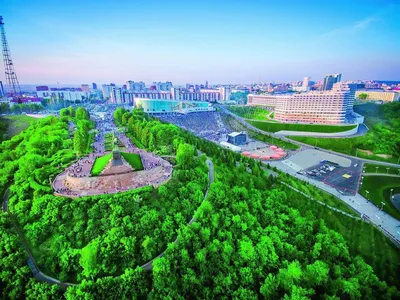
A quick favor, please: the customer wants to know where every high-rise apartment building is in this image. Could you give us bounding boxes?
[101,84,115,99]
[302,77,311,87]
[323,74,341,90]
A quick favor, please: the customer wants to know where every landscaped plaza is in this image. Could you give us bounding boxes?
[53,115,173,197]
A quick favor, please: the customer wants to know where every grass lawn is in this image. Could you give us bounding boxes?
[249,120,357,133]
[91,153,112,176]
[359,175,400,220]
[363,163,400,175]
[227,106,270,120]
[121,152,144,171]
[289,136,399,164]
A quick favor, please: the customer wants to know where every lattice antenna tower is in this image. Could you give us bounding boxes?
[0,16,21,97]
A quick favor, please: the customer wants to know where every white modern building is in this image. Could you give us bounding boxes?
[134,98,215,114]
[36,87,89,101]
[247,83,359,124]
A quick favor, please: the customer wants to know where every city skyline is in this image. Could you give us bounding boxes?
[1,0,400,84]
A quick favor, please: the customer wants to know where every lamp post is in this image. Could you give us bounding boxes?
[386,167,390,174]
[390,188,394,200]
[397,169,400,176]
[381,202,385,210]
[375,166,379,173]
[365,190,369,200]
[363,167,366,173]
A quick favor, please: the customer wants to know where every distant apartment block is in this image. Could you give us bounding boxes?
[247,94,277,107]
[126,81,146,92]
[36,86,89,101]
[355,90,400,102]
[323,73,341,90]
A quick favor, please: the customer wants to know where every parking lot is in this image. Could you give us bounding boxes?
[300,161,361,195]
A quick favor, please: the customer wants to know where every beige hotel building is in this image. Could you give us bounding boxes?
[247,83,356,124]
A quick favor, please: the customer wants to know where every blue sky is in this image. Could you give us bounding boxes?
[1,0,399,84]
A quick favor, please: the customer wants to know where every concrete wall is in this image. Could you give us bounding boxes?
[274,124,359,137]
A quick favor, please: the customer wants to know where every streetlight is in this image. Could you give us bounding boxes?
[390,188,394,199]
[397,169,400,176]
[363,167,366,173]
[386,167,390,174]
[381,202,385,210]
[375,166,379,173]
[366,190,369,200]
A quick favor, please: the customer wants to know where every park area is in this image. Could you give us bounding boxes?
[359,175,400,220]
[249,120,357,133]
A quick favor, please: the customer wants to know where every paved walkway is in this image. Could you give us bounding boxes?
[362,173,400,178]
[280,182,361,220]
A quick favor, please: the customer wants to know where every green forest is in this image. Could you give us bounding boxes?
[290,102,400,163]
[0,107,399,299]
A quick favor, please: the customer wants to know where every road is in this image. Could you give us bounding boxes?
[141,155,214,270]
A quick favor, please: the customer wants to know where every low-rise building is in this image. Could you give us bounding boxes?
[355,90,400,102]
[134,98,215,114]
